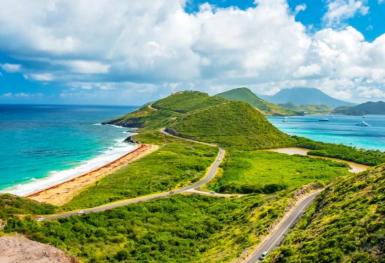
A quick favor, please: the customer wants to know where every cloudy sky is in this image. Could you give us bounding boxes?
[0,0,385,105]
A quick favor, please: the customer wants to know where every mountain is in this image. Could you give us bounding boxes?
[269,165,385,262]
[333,101,385,115]
[166,101,295,149]
[279,101,333,114]
[259,87,355,108]
[215,87,302,116]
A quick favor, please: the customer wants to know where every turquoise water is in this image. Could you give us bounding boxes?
[267,115,385,151]
[0,105,136,195]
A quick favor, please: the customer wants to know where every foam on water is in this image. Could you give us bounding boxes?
[2,139,137,196]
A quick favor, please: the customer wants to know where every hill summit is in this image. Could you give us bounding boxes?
[333,101,385,115]
[215,87,301,116]
[260,87,355,108]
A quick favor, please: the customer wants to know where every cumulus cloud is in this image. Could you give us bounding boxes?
[323,0,369,27]
[0,0,384,103]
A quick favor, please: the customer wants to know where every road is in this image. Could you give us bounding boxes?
[42,131,225,221]
[244,191,321,263]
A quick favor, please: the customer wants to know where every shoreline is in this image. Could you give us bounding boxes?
[266,147,370,173]
[27,143,159,206]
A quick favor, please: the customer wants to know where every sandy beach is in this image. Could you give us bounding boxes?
[27,144,159,206]
[266,147,370,173]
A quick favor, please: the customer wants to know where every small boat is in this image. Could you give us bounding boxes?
[362,115,366,118]
[356,121,370,127]
[319,118,329,121]
[282,117,288,122]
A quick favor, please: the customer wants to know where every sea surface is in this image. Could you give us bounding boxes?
[0,104,136,195]
[267,115,385,151]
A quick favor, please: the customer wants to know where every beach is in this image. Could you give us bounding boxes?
[266,147,370,173]
[27,144,159,206]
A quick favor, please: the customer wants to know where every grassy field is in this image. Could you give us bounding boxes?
[266,165,385,263]
[62,139,218,210]
[207,151,350,194]
[5,193,292,263]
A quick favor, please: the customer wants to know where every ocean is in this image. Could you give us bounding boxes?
[0,104,136,195]
[267,115,385,151]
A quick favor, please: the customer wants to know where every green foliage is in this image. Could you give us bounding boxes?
[0,194,56,220]
[208,151,349,194]
[169,101,296,150]
[279,102,333,114]
[153,91,226,113]
[215,88,302,116]
[63,142,218,210]
[267,165,385,263]
[5,194,290,263]
[294,136,385,166]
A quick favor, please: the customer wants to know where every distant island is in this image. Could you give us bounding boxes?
[278,101,333,114]
[333,101,385,115]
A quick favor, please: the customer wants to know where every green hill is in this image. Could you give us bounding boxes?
[215,88,302,116]
[279,102,333,114]
[333,101,385,115]
[167,101,295,149]
[103,91,225,130]
[267,165,385,262]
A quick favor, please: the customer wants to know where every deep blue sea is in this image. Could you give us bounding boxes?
[0,105,136,195]
[267,115,385,151]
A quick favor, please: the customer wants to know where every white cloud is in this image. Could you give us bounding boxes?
[294,4,307,15]
[1,92,12,98]
[0,0,384,103]
[0,63,21,73]
[323,0,369,27]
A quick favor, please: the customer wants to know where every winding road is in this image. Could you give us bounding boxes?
[42,130,225,221]
[244,191,322,262]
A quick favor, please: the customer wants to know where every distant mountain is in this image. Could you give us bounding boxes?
[259,87,355,108]
[215,87,302,116]
[333,101,385,115]
[279,102,333,114]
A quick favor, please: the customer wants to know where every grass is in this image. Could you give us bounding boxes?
[62,139,218,210]
[207,151,350,194]
[168,101,296,150]
[266,165,385,263]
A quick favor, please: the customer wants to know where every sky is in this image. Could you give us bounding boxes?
[0,0,385,105]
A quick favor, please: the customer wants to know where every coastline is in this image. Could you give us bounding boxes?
[27,144,159,206]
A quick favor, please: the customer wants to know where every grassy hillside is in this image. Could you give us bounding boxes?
[279,102,333,114]
[333,101,385,115]
[168,101,296,150]
[267,165,385,262]
[216,88,301,116]
[0,194,56,220]
[207,151,350,194]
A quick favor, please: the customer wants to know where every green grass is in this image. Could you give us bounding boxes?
[5,193,292,263]
[0,194,56,220]
[207,151,350,194]
[266,165,385,263]
[215,87,301,116]
[62,141,218,210]
[168,101,296,150]
[294,136,385,166]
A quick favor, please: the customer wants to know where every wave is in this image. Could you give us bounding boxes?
[2,140,137,196]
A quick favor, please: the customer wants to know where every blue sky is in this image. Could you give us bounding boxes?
[1,0,385,105]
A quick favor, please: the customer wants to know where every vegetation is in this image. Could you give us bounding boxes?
[168,101,296,150]
[153,91,226,113]
[5,194,292,263]
[63,139,218,210]
[0,194,56,220]
[266,165,385,263]
[207,151,350,194]
[333,101,385,115]
[215,88,301,116]
[294,136,385,166]
[279,102,333,114]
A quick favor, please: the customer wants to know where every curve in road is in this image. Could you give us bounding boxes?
[244,191,322,263]
[42,131,225,221]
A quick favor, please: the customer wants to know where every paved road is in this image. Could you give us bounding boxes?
[245,191,322,262]
[42,133,225,221]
